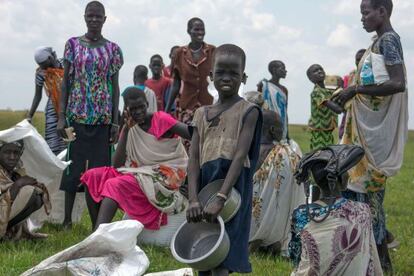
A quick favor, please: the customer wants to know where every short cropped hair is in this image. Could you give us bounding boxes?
[150,54,163,63]
[370,0,393,16]
[85,1,105,14]
[133,65,148,79]
[306,64,322,79]
[170,46,179,54]
[356,49,366,56]
[268,60,284,74]
[122,87,147,104]
[187,17,204,31]
[214,44,246,71]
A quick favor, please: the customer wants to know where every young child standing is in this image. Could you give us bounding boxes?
[145,54,171,111]
[132,65,157,113]
[257,60,289,141]
[187,44,262,275]
[307,64,343,151]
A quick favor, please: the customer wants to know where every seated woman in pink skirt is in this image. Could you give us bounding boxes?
[82,87,191,231]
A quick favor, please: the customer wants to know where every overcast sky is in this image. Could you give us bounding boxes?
[1,0,413,128]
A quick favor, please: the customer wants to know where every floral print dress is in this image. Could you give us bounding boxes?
[64,37,123,125]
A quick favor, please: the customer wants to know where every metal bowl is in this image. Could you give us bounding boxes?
[198,179,241,223]
[170,216,230,271]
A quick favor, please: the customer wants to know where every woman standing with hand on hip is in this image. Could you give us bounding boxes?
[165,17,215,150]
[57,1,123,229]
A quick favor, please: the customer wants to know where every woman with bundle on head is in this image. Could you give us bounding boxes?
[289,145,383,275]
[57,1,123,229]
[28,47,66,155]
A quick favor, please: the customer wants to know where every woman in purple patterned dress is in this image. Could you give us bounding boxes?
[57,1,123,228]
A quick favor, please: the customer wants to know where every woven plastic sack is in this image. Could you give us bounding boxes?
[22,220,150,276]
[145,268,193,276]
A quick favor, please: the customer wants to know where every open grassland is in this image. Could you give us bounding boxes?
[0,110,413,275]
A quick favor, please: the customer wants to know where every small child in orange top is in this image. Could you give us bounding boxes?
[145,54,171,111]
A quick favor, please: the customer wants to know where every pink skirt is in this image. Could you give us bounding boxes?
[81,166,167,230]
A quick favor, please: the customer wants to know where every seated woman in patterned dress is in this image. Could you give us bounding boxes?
[81,87,191,231]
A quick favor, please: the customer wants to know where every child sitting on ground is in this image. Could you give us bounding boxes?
[0,140,50,240]
[307,64,343,151]
[187,44,262,276]
[289,145,383,275]
[249,110,304,256]
[145,55,171,111]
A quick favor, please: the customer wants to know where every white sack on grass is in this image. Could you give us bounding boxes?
[0,120,85,228]
[22,220,150,276]
[145,268,193,276]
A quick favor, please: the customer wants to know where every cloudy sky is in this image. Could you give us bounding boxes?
[1,0,413,128]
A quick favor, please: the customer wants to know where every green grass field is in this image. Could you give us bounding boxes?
[0,110,413,275]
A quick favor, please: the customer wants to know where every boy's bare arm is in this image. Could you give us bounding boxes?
[257,81,263,92]
[28,84,43,120]
[186,128,203,222]
[57,60,71,139]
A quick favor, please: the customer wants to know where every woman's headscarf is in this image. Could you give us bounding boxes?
[34,46,54,64]
[0,140,25,153]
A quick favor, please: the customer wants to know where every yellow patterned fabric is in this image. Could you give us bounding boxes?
[250,142,304,250]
